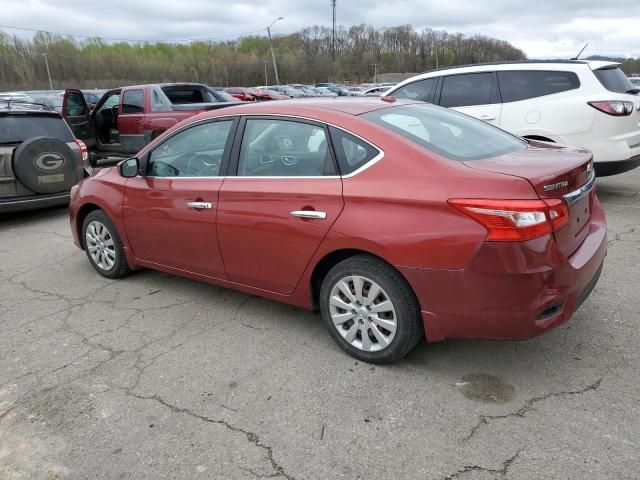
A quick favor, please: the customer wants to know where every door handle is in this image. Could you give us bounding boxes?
[187,201,212,209]
[479,115,496,121]
[291,210,327,219]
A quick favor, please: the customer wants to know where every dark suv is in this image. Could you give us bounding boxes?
[0,100,88,213]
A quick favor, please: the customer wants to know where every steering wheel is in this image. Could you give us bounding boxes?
[186,153,220,176]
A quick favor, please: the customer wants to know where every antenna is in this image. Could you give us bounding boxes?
[571,43,589,60]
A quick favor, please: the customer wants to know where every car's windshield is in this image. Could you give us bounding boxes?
[593,66,635,94]
[0,114,74,143]
[361,104,527,161]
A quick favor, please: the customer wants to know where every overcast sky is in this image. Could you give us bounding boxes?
[1,0,638,58]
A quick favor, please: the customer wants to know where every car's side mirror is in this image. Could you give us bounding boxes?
[119,157,139,178]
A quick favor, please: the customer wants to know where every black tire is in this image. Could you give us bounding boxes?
[81,210,131,279]
[319,254,423,364]
[12,136,78,193]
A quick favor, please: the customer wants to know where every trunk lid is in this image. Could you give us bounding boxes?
[464,141,595,257]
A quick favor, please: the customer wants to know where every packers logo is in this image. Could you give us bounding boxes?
[34,152,65,172]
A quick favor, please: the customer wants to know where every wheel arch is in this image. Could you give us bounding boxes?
[76,203,102,249]
[309,248,419,310]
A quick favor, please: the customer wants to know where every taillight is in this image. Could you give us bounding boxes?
[588,101,635,116]
[448,199,569,241]
[75,139,89,163]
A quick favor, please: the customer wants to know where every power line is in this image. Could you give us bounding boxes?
[0,23,271,44]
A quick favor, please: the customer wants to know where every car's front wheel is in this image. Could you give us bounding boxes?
[82,210,131,279]
[319,255,423,363]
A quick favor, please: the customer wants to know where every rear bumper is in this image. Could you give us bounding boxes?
[400,197,607,342]
[0,192,70,213]
[594,154,640,176]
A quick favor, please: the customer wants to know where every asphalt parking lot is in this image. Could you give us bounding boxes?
[1,170,639,480]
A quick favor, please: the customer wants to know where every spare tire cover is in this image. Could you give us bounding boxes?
[12,136,77,194]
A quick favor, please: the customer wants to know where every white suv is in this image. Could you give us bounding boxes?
[385,61,640,176]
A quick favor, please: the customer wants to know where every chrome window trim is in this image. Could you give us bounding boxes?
[563,169,596,205]
[139,112,385,180]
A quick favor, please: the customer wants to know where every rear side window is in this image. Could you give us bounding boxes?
[593,66,634,94]
[392,78,436,102]
[329,127,379,175]
[0,114,74,143]
[498,70,580,102]
[121,89,144,114]
[361,104,526,161]
[440,73,495,107]
[238,119,333,177]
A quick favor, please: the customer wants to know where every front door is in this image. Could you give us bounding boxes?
[62,89,96,147]
[217,117,344,294]
[123,118,237,278]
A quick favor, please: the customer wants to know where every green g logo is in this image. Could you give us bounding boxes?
[34,152,65,171]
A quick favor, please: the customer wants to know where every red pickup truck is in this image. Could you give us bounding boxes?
[62,83,237,163]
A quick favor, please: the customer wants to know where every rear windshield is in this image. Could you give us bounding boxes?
[0,114,74,143]
[361,104,526,161]
[593,67,634,94]
[162,87,214,104]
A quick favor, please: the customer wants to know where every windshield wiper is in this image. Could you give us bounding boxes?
[626,88,640,94]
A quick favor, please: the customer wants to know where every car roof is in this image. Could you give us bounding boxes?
[197,97,414,118]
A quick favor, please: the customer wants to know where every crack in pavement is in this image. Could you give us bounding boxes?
[126,391,295,480]
[463,377,603,442]
[443,449,522,479]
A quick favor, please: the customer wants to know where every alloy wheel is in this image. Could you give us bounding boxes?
[85,220,116,271]
[328,275,397,352]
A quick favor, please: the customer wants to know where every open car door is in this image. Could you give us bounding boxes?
[62,89,96,148]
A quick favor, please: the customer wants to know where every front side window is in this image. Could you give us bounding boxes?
[329,127,379,174]
[121,89,144,114]
[65,92,88,116]
[147,121,233,177]
[498,70,580,102]
[361,104,526,161]
[593,66,635,94]
[391,78,436,102]
[440,72,495,108]
[238,119,334,176]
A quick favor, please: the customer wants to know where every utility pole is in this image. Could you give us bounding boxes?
[434,43,439,70]
[331,0,337,61]
[370,63,378,83]
[263,61,269,86]
[42,53,53,89]
[266,17,283,85]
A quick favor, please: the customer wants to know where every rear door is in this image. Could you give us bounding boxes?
[118,88,146,153]
[217,116,344,294]
[437,72,502,126]
[62,89,96,147]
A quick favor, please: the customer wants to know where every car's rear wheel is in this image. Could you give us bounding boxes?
[82,210,131,279]
[319,255,423,363]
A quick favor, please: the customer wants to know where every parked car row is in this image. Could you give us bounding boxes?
[219,82,398,101]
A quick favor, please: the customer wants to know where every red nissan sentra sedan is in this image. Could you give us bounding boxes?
[69,98,607,363]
